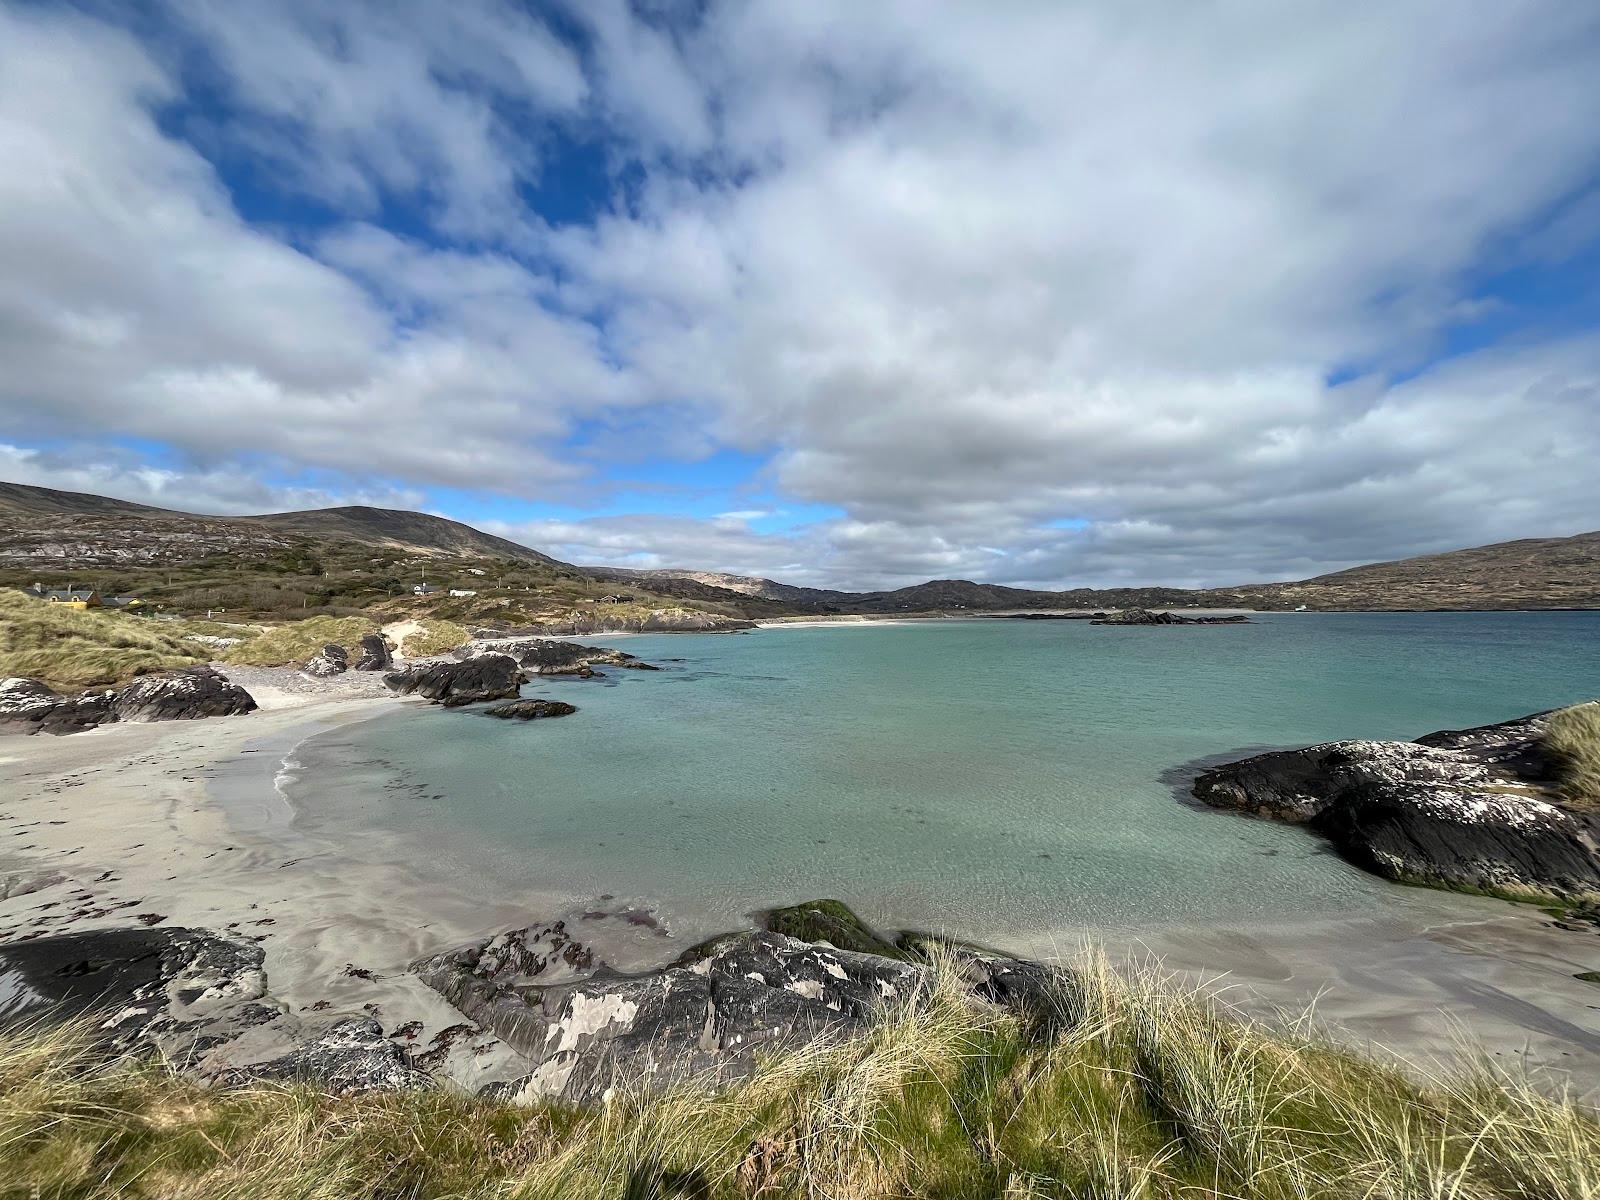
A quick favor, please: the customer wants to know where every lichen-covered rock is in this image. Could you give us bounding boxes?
[230,1017,429,1093]
[0,926,424,1091]
[110,666,258,723]
[384,654,521,707]
[353,632,393,671]
[0,668,255,735]
[484,698,578,720]
[459,637,660,676]
[427,929,927,1105]
[1193,709,1600,905]
[303,643,349,677]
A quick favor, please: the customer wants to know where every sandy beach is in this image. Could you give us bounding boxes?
[3,674,1598,1098]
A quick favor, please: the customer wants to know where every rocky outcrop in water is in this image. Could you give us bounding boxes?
[383,654,521,707]
[1092,608,1250,625]
[353,632,393,671]
[0,926,422,1092]
[1193,709,1600,905]
[302,643,349,677]
[415,902,1068,1105]
[484,698,577,720]
[0,667,257,736]
[459,637,660,677]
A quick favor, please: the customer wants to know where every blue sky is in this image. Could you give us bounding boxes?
[1,1,1598,589]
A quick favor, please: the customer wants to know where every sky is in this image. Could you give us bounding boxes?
[1,1,1598,591]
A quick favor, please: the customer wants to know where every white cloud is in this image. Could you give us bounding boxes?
[0,1,1597,590]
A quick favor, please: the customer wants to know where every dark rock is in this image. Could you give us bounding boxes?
[0,925,425,1092]
[302,643,349,677]
[353,632,393,671]
[0,667,255,736]
[459,637,661,676]
[229,1017,428,1093]
[384,654,521,707]
[0,677,112,735]
[1193,709,1600,905]
[1091,608,1250,625]
[110,666,258,723]
[484,698,578,720]
[436,929,927,1104]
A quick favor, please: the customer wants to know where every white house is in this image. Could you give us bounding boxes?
[448,588,478,598]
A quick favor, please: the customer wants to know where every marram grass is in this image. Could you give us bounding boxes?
[3,951,1596,1199]
[0,589,207,690]
[1544,701,1600,807]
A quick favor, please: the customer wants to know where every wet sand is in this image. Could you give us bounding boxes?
[2,686,1598,1097]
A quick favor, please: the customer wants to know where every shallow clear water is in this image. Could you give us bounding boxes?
[286,613,1600,944]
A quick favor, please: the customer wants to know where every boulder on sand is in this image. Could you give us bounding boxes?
[384,654,521,707]
[0,666,256,736]
[302,643,349,677]
[353,632,393,671]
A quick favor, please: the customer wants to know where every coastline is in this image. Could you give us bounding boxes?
[5,670,1599,1094]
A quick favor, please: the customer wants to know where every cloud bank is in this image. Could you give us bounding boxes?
[1,1,1597,588]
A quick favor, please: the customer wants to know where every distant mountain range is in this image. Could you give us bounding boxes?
[2,481,1597,612]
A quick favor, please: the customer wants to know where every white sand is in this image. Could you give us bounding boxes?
[3,689,1598,1096]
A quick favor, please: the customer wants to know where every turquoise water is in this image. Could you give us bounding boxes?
[286,613,1600,944]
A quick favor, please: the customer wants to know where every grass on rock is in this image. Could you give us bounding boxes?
[3,951,1596,1199]
[1545,701,1600,806]
[0,590,207,690]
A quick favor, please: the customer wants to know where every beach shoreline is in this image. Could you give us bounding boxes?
[3,664,1598,1095]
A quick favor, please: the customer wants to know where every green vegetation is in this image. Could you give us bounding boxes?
[763,898,909,959]
[1544,701,1600,806]
[4,953,1596,1199]
[400,618,471,658]
[0,590,206,690]
[224,616,380,667]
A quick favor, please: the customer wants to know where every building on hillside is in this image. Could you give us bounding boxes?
[23,585,103,608]
[412,582,442,596]
[103,595,147,612]
[448,588,477,598]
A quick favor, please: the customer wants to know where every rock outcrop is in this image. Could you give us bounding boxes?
[484,698,577,720]
[459,637,660,677]
[1193,709,1600,905]
[0,926,421,1092]
[415,902,1070,1105]
[302,643,349,677]
[383,654,521,707]
[353,632,393,671]
[492,609,756,637]
[1092,608,1250,625]
[0,666,256,736]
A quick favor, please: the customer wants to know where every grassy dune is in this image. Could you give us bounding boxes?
[399,618,471,657]
[3,953,1595,1199]
[0,590,206,690]
[1545,702,1600,806]
[223,615,380,667]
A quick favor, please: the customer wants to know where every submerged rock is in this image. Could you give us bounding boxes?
[302,643,349,677]
[484,698,577,720]
[0,667,256,736]
[1092,608,1250,625]
[1193,709,1600,905]
[353,632,393,671]
[459,637,660,677]
[384,654,521,707]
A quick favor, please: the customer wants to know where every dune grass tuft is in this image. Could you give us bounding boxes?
[0,589,207,690]
[2,950,1595,1198]
[1544,701,1600,806]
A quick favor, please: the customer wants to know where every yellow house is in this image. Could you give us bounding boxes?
[40,587,102,609]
